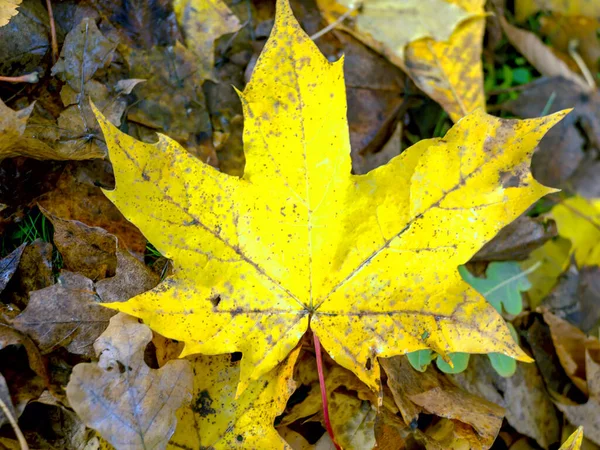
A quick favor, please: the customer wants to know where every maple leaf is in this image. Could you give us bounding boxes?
[94,0,566,396]
[0,0,21,28]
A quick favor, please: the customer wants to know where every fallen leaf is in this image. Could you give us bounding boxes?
[169,347,299,449]
[0,0,21,27]
[522,237,572,309]
[555,349,600,445]
[473,214,556,261]
[559,426,584,450]
[11,271,115,357]
[317,0,485,122]
[551,196,600,267]
[0,323,48,383]
[96,0,564,397]
[382,356,504,448]
[328,392,377,450]
[374,408,407,450]
[515,0,600,22]
[51,18,117,92]
[542,310,600,396]
[0,372,17,429]
[41,208,117,281]
[452,354,560,449]
[499,17,590,91]
[174,0,241,82]
[0,244,25,294]
[459,262,531,315]
[67,313,193,450]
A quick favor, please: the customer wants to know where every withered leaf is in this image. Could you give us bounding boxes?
[0,244,25,294]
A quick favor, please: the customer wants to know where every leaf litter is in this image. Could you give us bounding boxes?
[0,0,599,448]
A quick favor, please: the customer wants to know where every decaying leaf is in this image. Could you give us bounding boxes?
[559,426,584,450]
[328,392,377,450]
[173,0,241,81]
[555,349,600,445]
[515,0,600,22]
[95,0,565,397]
[41,208,117,281]
[11,271,115,357]
[0,372,17,429]
[317,0,485,122]
[0,244,25,294]
[0,0,20,27]
[499,17,590,91]
[551,196,600,268]
[0,323,48,385]
[381,356,504,448]
[169,347,299,449]
[67,313,193,450]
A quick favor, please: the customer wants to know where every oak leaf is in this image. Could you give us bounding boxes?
[169,347,299,449]
[67,313,193,450]
[96,0,565,396]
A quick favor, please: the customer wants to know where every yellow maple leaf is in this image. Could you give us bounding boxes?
[316,0,486,122]
[559,427,584,450]
[169,347,299,449]
[516,0,600,22]
[551,196,600,267]
[95,0,566,397]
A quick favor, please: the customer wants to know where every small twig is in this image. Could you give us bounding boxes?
[0,396,28,450]
[310,4,359,41]
[568,39,595,89]
[45,0,59,63]
[0,73,39,83]
[313,334,341,450]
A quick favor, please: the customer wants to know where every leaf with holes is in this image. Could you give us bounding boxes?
[94,0,567,397]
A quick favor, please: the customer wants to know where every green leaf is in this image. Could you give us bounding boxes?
[436,352,470,373]
[407,349,434,372]
[486,323,519,377]
[458,262,531,315]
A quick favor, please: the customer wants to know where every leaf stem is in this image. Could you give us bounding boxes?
[313,334,341,450]
[0,395,28,450]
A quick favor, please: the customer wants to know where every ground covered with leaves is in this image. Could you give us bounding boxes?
[0,0,599,449]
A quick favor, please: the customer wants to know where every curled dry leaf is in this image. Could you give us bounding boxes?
[0,244,25,294]
[381,356,504,448]
[40,207,117,281]
[173,0,241,82]
[542,309,600,396]
[169,347,299,450]
[499,17,590,91]
[67,313,193,450]
[11,271,115,357]
[95,0,565,398]
[0,323,48,384]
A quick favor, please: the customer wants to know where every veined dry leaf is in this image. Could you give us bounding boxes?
[169,347,299,449]
[521,237,572,308]
[317,0,485,122]
[0,244,25,294]
[173,0,241,82]
[67,313,193,450]
[0,323,48,384]
[499,16,590,91]
[551,196,600,267]
[542,310,600,396]
[0,0,20,27]
[559,426,584,450]
[516,0,600,22]
[11,271,115,357]
[328,392,377,450]
[555,349,600,445]
[95,0,566,396]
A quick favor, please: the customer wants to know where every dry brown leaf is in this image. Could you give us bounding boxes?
[542,309,600,395]
[381,356,504,449]
[11,271,114,357]
[0,323,48,385]
[0,244,25,294]
[41,208,117,281]
[499,16,590,91]
[555,349,600,445]
[67,313,193,450]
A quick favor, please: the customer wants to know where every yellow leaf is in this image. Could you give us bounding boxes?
[169,347,300,449]
[559,426,584,450]
[516,0,600,22]
[521,237,571,308]
[173,0,241,82]
[95,0,565,397]
[0,0,21,28]
[317,0,486,122]
[551,196,600,267]
[404,0,487,122]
